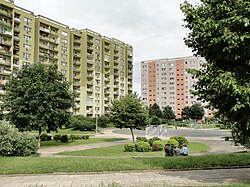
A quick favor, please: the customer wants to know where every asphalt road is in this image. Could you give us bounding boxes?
[112,127,232,138]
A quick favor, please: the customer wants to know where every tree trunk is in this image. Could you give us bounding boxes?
[130,127,135,142]
[38,127,42,149]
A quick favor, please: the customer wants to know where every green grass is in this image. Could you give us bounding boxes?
[58,141,210,156]
[0,153,249,174]
[40,138,128,148]
[32,128,95,136]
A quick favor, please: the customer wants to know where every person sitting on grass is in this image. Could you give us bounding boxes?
[173,146,181,156]
[181,144,188,156]
[165,144,172,156]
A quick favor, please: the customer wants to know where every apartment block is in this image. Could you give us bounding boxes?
[0,0,133,117]
[141,56,204,119]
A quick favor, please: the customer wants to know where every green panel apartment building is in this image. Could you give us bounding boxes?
[0,0,133,117]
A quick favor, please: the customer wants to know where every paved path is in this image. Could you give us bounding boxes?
[1,168,249,187]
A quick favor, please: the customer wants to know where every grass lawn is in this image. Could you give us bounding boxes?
[58,142,210,156]
[40,138,128,148]
[0,153,249,174]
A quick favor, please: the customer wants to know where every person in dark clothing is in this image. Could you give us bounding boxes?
[165,144,172,156]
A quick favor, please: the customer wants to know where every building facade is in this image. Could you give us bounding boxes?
[141,56,205,119]
[0,0,133,117]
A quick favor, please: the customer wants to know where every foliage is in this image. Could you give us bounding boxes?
[162,106,175,120]
[136,136,148,143]
[40,133,50,141]
[69,134,82,141]
[82,135,90,140]
[170,136,188,148]
[124,143,135,152]
[97,114,111,128]
[135,141,150,152]
[53,134,62,141]
[150,115,161,126]
[4,63,74,145]
[182,103,204,120]
[110,93,149,142]
[70,115,95,131]
[181,0,250,145]
[60,135,69,143]
[148,103,162,118]
[166,139,179,147]
[0,121,38,156]
[152,140,164,151]
[148,137,162,147]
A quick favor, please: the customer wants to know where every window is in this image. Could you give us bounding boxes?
[23,44,31,50]
[61,61,67,66]
[24,17,32,24]
[24,26,32,32]
[23,52,31,59]
[61,31,68,36]
[24,35,32,41]
[61,70,67,74]
[61,39,68,44]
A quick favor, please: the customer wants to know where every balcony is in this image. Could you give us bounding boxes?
[14,36,20,41]
[0,10,12,18]
[0,40,12,46]
[14,17,20,23]
[86,88,93,93]
[40,27,50,33]
[87,55,93,60]
[0,70,11,76]
[73,82,80,87]
[14,26,20,32]
[87,66,94,72]
[0,20,12,27]
[0,59,10,66]
[74,39,81,44]
[0,80,7,85]
[0,49,11,56]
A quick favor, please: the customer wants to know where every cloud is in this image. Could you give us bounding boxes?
[15,0,197,94]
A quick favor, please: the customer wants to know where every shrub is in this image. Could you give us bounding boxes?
[40,133,49,141]
[12,134,38,156]
[82,135,90,140]
[148,137,162,146]
[0,121,38,156]
[70,115,96,131]
[97,114,111,128]
[152,140,164,151]
[70,134,82,141]
[53,134,62,141]
[135,141,150,152]
[150,115,161,126]
[170,136,188,148]
[166,139,179,147]
[124,143,135,152]
[60,135,69,143]
[136,136,148,142]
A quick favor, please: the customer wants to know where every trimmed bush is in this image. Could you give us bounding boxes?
[70,134,82,141]
[166,139,179,147]
[124,143,135,152]
[60,135,69,143]
[135,141,150,152]
[82,135,90,140]
[40,133,49,141]
[148,137,161,146]
[136,136,148,142]
[53,134,62,141]
[170,136,188,148]
[70,115,95,131]
[152,140,164,151]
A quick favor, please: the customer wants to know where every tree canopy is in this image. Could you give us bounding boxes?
[148,103,162,118]
[110,93,149,142]
[162,106,175,120]
[4,63,74,145]
[181,0,250,145]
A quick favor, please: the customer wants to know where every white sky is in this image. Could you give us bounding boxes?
[15,0,199,95]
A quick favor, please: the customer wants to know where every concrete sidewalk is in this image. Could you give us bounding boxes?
[0,168,249,187]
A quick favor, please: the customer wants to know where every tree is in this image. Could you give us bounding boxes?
[110,93,149,142]
[148,103,162,118]
[181,106,191,120]
[150,115,161,126]
[162,106,175,120]
[189,103,205,120]
[4,63,74,147]
[181,0,250,145]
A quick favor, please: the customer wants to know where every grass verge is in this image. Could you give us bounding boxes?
[58,142,210,156]
[0,153,249,174]
[40,138,128,148]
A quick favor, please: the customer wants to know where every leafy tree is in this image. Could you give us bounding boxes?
[110,93,149,142]
[181,0,250,145]
[189,103,205,120]
[98,114,111,128]
[4,63,74,147]
[148,103,162,118]
[181,106,191,120]
[162,106,175,120]
[150,115,161,126]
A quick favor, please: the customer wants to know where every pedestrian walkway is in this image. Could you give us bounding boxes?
[0,168,249,187]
